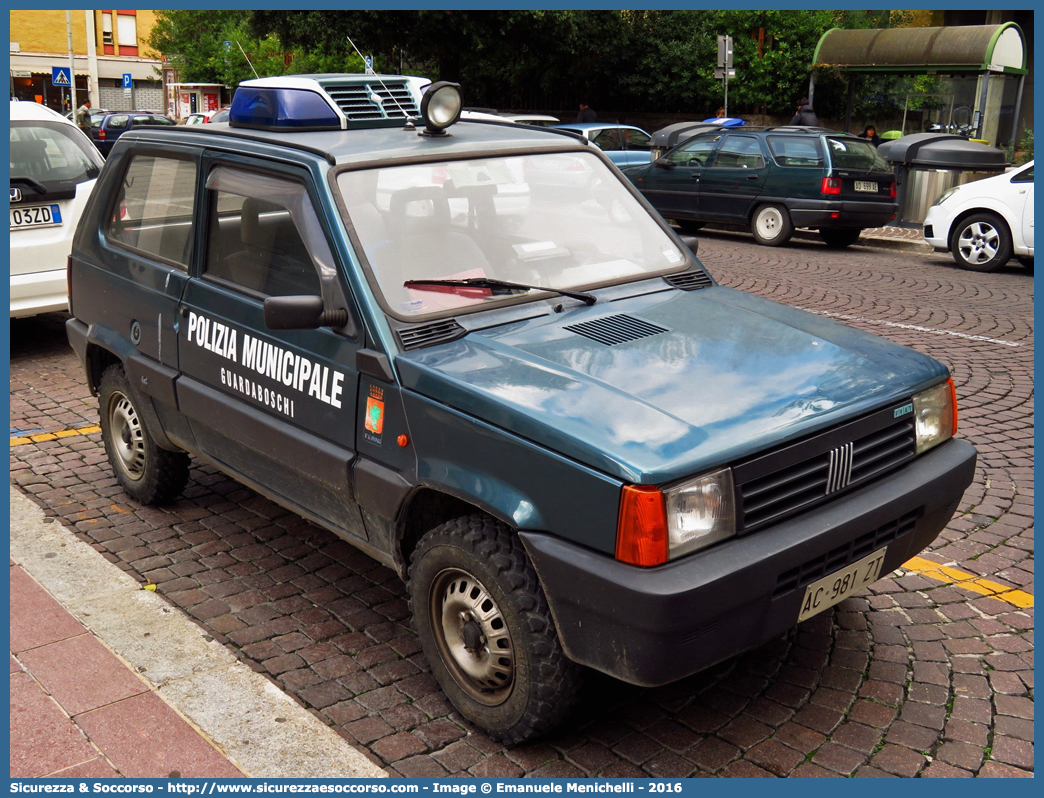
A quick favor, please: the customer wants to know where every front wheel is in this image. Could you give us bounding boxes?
[751,204,793,246]
[950,213,1013,272]
[408,515,581,744]
[819,228,862,248]
[99,365,190,505]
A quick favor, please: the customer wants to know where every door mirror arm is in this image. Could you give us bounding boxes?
[654,157,674,170]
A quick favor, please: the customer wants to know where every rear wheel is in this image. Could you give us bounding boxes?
[99,365,189,505]
[751,204,793,246]
[408,515,581,744]
[819,228,862,248]
[950,213,1013,272]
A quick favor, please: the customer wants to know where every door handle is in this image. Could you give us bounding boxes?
[746,174,761,180]
[690,174,700,180]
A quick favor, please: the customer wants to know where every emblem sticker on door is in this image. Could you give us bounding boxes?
[363,385,385,445]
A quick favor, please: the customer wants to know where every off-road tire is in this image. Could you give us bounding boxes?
[950,212,1013,272]
[408,515,581,744]
[98,365,190,505]
[751,203,794,246]
[819,227,862,249]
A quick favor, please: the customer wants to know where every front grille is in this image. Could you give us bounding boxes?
[324,81,419,121]
[564,314,668,346]
[773,510,919,597]
[734,405,917,533]
[396,320,467,350]
[663,270,713,290]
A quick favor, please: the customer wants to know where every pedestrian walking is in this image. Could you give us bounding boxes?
[860,125,882,147]
[577,102,597,123]
[76,99,92,134]
[789,98,818,126]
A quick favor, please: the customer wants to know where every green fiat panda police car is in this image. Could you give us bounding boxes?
[66,74,975,743]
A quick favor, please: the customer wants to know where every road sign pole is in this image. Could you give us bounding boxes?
[66,10,76,112]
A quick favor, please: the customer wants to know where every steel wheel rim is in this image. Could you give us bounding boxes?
[108,391,146,481]
[958,222,999,264]
[756,208,783,240]
[429,567,514,706]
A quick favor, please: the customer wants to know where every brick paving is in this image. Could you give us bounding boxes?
[10,238,1032,777]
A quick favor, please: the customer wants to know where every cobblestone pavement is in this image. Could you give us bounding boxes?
[10,237,1033,778]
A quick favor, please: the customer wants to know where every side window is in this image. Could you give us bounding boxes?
[106,115,128,130]
[203,173,321,298]
[667,135,720,166]
[107,154,196,268]
[623,129,651,151]
[712,137,765,169]
[767,136,824,167]
[592,129,623,151]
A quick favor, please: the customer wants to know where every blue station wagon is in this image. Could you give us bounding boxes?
[66,75,974,743]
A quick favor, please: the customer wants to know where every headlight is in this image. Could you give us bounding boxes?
[615,468,736,567]
[931,187,958,207]
[665,467,736,558]
[913,378,958,454]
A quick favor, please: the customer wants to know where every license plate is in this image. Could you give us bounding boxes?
[10,204,62,230]
[854,181,878,193]
[797,547,887,623]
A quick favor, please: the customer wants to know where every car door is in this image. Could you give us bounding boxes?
[1010,165,1034,250]
[175,155,368,540]
[696,135,767,222]
[620,128,653,167]
[636,133,721,220]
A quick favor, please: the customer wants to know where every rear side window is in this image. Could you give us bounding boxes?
[826,137,889,171]
[767,136,824,167]
[106,115,129,130]
[10,121,104,188]
[107,155,197,268]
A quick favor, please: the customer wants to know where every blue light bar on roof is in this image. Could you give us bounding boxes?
[229,87,341,131]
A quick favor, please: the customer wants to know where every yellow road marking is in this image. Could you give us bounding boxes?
[10,425,101,447]
[902,555,1034,609]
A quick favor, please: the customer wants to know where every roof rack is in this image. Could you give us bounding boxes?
[762,125,838,134]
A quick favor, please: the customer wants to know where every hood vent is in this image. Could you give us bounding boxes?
[564,314,669,346]
[324,80,419,122]
[397,319,468,351]
[664,269,713,290]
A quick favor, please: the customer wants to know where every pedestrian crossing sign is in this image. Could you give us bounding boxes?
[51,67,71,86]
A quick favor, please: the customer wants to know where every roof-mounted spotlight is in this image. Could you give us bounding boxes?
[419,81,462,136]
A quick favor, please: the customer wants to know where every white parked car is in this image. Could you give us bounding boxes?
[10,100,105,317]
[923,161,1034,272]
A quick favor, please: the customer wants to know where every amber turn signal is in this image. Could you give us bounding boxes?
[397,434,409,447]
[615,485,668,567]
[947,377,958,436]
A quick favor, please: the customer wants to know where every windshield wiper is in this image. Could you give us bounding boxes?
[404,278,597,306]
[11,176,49,195]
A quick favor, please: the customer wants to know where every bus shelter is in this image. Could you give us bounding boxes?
[811,23,1027,149]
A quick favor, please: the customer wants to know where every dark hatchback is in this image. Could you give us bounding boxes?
[91,111,176,156]
[624,126,898,248]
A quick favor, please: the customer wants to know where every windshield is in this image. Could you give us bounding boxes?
[10,121,104,188]
[336,151,685,319]
[826,137,890,171]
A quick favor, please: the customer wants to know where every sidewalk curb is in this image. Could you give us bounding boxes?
[10,485,388,780]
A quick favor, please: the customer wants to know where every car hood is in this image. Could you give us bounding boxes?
[396,285,948,484]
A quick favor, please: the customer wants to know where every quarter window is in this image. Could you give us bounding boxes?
[107,155,196,268]
[204,176,321,298]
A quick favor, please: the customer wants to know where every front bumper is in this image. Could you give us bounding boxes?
[922,206,950,250]
[521,438,976,687]
[786,198,898,229]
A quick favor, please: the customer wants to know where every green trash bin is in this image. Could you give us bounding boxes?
[881,130,903,140]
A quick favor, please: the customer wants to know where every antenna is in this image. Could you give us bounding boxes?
[345,35,413,120]
[236,40,260,80]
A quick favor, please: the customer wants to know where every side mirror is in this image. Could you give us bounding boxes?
[678,235,699,257]
[263,295,325,330]
[654,157,674,169]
